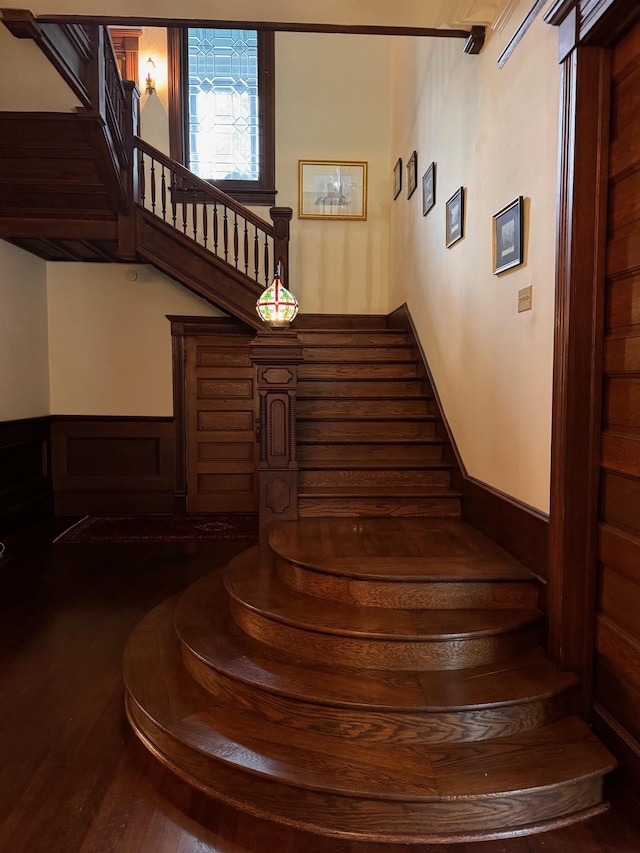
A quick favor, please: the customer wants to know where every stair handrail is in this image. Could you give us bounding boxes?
[133,136,291,290]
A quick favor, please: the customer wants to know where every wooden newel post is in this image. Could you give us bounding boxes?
[250,329,303,544]
[269,206,292,288]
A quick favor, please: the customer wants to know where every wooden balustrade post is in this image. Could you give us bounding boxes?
[269,207,292,287]
[250,328,304,544]
[117,81,140,260]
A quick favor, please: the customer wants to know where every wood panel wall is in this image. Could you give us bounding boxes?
[593,21,640,785]
[51,417,176,514]
[0,417,52,536]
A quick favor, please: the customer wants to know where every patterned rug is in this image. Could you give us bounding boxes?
[54,513,259,543]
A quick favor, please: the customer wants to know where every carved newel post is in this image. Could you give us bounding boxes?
[250,329,304,544]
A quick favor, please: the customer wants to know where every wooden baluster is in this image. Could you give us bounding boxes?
[213,201,219,256]
[182,191,188,234]
[223,207,229,262]
[233,212,239,269]
[161,166,167,222]
[139,150,146,208]
[202,202,208,248]
[192,195,198,243]
[171,175,177,228]
[150,158,156,214]
[254,225,259,282]
[264,233,270,285]
[243,220,249,275]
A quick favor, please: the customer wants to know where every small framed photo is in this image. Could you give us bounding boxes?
[298,160,368,220]
[393,157,402,200]
[407,150,418,199]
[422,162,436,216]
[446,187,465,247]
[493,196,524,274]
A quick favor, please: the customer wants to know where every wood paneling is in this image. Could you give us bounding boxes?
[594,14,640,791]
[0,417,52,535]
[51,416,176,514]
[186,335,258,513]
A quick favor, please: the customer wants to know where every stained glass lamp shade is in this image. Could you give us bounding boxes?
[256,267,299,328]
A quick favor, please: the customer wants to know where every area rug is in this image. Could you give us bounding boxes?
[54,513,259,543]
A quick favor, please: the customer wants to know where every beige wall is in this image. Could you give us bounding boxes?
[133,29,393,315]
[388,6,559,512]
[276,32,392,314]
[47,265,222,416]
[0,242,50,420]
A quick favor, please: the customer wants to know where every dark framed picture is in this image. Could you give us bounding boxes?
[393,157,402,200]
[493,196,524,274]
[445,187,464,247]
[407,150,417,199]
[422,162,436,216]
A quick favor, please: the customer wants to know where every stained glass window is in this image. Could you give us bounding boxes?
[186,29,259,182]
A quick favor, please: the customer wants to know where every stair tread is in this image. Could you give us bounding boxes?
[298,460,452,470]
[224,549,541,640]
[176,572,576,711]
[269,518,533,581]
[126,600,614,801]
[298,485,461,497]
[297,437,444,445]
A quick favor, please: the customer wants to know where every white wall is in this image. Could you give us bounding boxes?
[47,265,222,416]
[388,5,559,512]
[0,242,50,420]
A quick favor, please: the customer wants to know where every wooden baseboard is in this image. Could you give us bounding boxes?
[388,303,549,581]
[0,416,53,536]
[51,416,177,515]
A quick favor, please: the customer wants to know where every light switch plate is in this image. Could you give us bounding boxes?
[518,285,532,312]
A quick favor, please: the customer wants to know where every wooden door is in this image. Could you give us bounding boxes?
[594,21,640,761]
[186,334,258,512]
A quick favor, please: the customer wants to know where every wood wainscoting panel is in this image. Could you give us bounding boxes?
[594,17,640,790]
[51,417,176,514]
[0,416,52,535]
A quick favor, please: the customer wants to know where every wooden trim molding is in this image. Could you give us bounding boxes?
[497,0,548,67]
[50,416,176,514]
[0,416,53,536]
[387,303,549,582]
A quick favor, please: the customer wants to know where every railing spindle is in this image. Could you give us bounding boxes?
[171,176,177,227]
[202,202,208,248]
[254,226,259,282]
[161,166,167,222]
[264,234,270,285]
[213,201,219,255]
[139,150,146,208]
[223,207,229,262]
[150,158,156,214]
[243,221,249,275]
[192,195,197,243]
[182,193,188,235]
[233,213,239,269]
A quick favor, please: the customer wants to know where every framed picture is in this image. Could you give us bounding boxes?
[446,187,465,247]
[393,157,403,200]
[407,150,418,199]
[422,162,436,216]
[493,196,524,273]
[298,160,368,220]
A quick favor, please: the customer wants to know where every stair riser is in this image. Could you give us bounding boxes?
[298,332,408,346]
[298,400,430,419]
[298,469,451,488]
[230,602,541,670]
[127,696,607,843]
[298,496,461,517]
[300,363,418,379]
[303,346,414,362]
[299,380,427,397]
[298,421,436,440]
[298,443,444,463]
[181,647,572,744]
[276,559,539,609]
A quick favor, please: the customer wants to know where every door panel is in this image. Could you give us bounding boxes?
[186,335,258,512]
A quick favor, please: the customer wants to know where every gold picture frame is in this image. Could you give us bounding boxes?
[298,160,368,220]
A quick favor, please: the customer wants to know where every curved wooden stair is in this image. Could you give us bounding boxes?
[124,517,616,844]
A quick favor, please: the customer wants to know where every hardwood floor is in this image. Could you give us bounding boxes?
[1,521,639,852]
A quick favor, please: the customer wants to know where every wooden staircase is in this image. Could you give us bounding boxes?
[124,517,615,843]
[295,318,461,517]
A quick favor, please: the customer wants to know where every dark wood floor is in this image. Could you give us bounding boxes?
[1,520,639,853]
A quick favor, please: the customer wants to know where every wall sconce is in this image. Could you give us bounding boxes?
[256,263,299,328]
[145,57,156,95]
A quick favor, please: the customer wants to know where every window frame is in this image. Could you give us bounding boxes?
[167,27,276,206]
